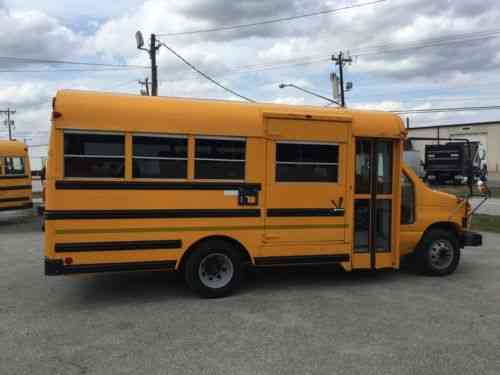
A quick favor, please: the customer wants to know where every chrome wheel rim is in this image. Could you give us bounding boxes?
[198,253,234,289]
[429,239,454,270]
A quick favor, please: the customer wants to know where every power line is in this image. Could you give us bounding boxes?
[159,42,255,102]
[0,68,148,73]
[392,105,500,114]
[157,0,387,36]
[208,28,500,77]
[0,56,148,68]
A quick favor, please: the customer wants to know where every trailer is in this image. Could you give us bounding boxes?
[424,141,486,184]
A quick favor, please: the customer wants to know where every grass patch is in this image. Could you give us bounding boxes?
[432,185,500,199]
[471,214,500,233]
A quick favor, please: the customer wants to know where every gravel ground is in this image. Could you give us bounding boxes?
[1,210,499,375]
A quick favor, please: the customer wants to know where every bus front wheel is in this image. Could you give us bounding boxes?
[184,239,242,298]
[416,229,460,276]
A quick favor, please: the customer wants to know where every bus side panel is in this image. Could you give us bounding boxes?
[44,133,266,270]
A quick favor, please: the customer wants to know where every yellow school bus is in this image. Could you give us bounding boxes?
[44,90,482,297]
[0,140,32,212]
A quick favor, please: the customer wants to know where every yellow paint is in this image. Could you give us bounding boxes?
[44,90,467,274]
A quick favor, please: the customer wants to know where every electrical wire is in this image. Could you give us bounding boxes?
[0,68,147,73]
[0,56,148,68]
[159,42,255,102]
[392,106,500,114]
[157,0,387,36]
[208,28,500,77]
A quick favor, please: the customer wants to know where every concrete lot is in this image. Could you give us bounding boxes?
[1,210,499,375]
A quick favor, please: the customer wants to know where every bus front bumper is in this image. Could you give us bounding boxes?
[461,231,482,247]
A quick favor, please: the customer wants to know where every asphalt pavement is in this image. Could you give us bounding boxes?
[1,210,499,375]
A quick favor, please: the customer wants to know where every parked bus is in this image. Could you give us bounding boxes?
[0,140,32,212]
[44,90,482,297]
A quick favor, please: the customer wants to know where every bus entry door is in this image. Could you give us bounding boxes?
[352,138,400,270]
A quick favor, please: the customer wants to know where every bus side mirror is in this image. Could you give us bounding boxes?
[477,179,490,195]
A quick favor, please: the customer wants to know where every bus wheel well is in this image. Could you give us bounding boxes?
[178,236,252,272]
[422,222,460,240]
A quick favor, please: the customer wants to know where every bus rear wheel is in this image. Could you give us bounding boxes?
[184,240,242,298]
[416,229,460,276]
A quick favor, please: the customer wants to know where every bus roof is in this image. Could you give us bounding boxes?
[0,140,28,156]
[54,90,405,139]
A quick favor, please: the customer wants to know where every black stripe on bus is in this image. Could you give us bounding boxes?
[0,184,31,191]
[45,208,261,220]
[55,240,182,253]
[254,254,350,266]
[55,180,261,191]
[0,202,33,212]
[0,197,30,203]
[45,258,176,276]
[267,208,345,217]
[0,175,29,180]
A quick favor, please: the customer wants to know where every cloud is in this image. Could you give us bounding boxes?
[0,8,82,63]
[2,0,500,148]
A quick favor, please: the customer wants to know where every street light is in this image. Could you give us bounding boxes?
[136,30,160,96]
[279,83,339,105]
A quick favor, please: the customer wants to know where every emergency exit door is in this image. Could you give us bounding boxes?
[352,138,397,270]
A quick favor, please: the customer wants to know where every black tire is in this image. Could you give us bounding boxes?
[184,239,242,298]
[415,229,460,276]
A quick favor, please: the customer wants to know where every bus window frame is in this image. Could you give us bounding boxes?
[3,156,26,176]
[131,133,189,180]
[274,140,340,184]
[62,130,126,180]
[401,171,416,225]
[193,135,247,181]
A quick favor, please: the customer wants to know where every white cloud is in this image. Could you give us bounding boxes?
[2,0,500,151]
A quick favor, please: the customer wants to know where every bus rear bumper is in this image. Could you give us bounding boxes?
[45,258,64,275]
[461,231,482,247]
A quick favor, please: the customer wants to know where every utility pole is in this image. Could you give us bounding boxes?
[139,77,150,96]
[1,108,16,140]
[150,34,158,96]
[136,31,160,96]
[332,52,353,107]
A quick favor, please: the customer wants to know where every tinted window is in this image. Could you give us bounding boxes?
[276,142,338,182]
[5,157,25,175]
[133,136,187,179]
[133,136,187,158]
[376,141,393,194]
[64,133,125,178]
[195,138,246,180]
[401,173,415,224]
[355,140,371,194]
[195,139,245,160]
[64,133,124,156]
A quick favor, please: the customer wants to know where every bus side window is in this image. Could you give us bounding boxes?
[132,135,188,179]
[275,142,339,182]
[194,138,246,180]
[401,173,415,224]
[63,132,125,178]
[5,156,25,175]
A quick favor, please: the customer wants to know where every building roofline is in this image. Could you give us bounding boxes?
[409,120,500,130]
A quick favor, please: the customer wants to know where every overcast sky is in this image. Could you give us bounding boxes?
[2,0,500,155]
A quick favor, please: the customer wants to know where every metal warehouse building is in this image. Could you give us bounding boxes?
[407,121,500,174]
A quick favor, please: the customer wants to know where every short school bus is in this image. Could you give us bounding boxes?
[0,140,32,212]
[44,90,482,297]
